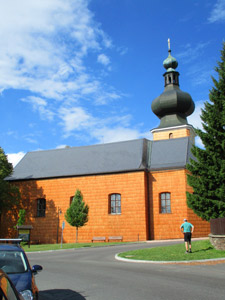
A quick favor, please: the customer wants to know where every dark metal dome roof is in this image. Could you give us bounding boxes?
[151,43,195,128]
[163,50,178,72]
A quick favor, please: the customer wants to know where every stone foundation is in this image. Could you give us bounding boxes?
[209,234,225,251]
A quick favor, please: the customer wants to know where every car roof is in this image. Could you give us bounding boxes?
[0,244,23,252]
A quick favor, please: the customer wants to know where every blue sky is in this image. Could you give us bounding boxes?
[0,0,224,166]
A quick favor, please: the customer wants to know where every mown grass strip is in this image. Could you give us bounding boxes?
[23,242,129,252]
[118,240,225,261]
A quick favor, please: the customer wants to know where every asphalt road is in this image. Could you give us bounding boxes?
[27,241,225,300]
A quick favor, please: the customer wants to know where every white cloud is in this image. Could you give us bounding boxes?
[92,127,140,144]
[208,0,225,23]
[0,0,130,145]
[141,130,153,141]
[117,46,128,56]
[177,42,215,88]
[7,152,25,167]
[56,144,70,149]
[188,100,205,130]
[22,96,55,121]
[0,1,144,151]
[97,54,110,66]
[59,106,94,133]
[24,137,39,145]
[176,42,209,63]
[89,114,144,144]
[195,136,204,149]
[188,100,206,148]
[0,0,115,104]
[58,103,144,143]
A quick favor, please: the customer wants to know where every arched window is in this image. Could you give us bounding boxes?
[169,133,173,139]
[37,198,46,217]
[109,194,121,214]
[160,193,171,214]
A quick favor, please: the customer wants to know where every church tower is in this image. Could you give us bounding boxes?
[151,40,196,143]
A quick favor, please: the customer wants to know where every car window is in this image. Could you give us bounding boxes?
[0,251,28,274]
[0,275,19,300]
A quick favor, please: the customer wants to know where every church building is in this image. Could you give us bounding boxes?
[3,46,210,243]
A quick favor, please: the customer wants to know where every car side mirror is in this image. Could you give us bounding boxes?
[32,265,43,274]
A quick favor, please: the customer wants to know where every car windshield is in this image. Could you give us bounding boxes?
[0,251,28,274]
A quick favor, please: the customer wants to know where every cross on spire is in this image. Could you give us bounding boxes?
[168,38,171,51]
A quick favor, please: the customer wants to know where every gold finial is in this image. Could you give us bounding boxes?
[168,38,171,51]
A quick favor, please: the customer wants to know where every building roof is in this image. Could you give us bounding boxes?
[6,137,194,181]
[150,137,194,171]
[7,139,150,180]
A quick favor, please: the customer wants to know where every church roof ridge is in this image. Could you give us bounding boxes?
[6,138,150,181]
[6,137,194,181]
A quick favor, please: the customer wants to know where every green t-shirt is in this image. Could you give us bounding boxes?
[181,222,193,233]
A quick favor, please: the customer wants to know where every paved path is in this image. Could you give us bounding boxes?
[28,241,225,300]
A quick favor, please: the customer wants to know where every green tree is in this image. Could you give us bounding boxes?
[16,209,26,227]
[0,147,20,220]
[186,42,225,221]
[65,189,89,243]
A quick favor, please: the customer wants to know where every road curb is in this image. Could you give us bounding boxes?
[115,254,225,264]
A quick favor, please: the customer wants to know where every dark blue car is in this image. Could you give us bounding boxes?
[0,268,24,300]
[0,239,42,300]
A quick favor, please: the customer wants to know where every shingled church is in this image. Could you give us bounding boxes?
[3,46,210,243]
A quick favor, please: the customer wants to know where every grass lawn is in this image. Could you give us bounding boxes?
[22,242,129,252]
[118,240,225,261]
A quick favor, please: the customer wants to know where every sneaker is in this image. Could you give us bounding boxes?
[185,251,189,254]
[189,250,192,253]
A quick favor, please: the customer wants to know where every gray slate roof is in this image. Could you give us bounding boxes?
[150,137,194,171]
[6,137,194,181]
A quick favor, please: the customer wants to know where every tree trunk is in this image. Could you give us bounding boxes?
[76,227,78,243]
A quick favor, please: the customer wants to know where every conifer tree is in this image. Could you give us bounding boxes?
[186,42,225,221]
[65,189,89,242]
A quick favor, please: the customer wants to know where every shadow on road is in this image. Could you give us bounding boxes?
[39,289,86,299]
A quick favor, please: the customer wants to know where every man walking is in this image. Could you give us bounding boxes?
[180,219,194,253]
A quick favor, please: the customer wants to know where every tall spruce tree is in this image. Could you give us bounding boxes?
[65,189,89,243]
[186,42,225,221]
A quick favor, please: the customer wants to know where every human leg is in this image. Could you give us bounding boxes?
[189,236,192,252]
[184,233,189,253]
[185,242,189,253]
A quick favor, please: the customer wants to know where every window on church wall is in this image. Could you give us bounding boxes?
[169,133,173,139]
[109,193,121,214]
[37,198,46,217]
[160,192,171,214]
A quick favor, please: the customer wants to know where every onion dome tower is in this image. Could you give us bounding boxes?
[151,39,196,142]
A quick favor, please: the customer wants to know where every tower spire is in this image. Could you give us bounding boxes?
[151,41,195,130]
